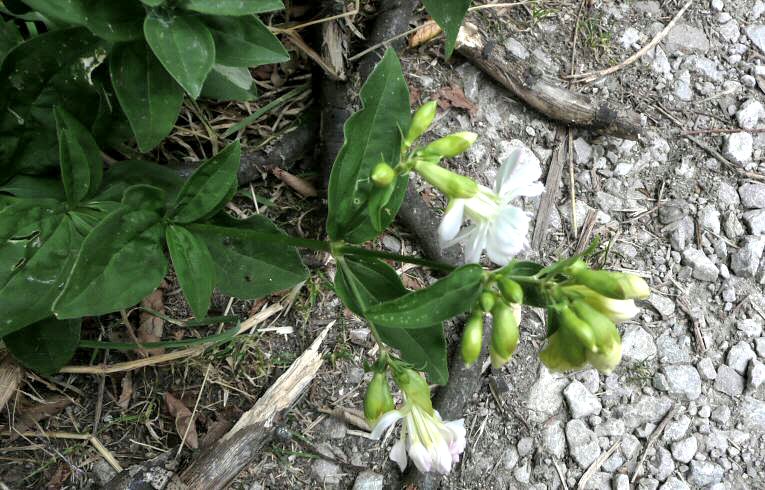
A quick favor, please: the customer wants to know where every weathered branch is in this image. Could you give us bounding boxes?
[456,22,645,140]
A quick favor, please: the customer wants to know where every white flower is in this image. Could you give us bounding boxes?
[437,147,544,265]
[371,402,466,474]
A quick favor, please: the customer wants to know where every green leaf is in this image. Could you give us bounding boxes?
[122,184,166,212]
[95,160,184,204]
[144,13,216,98]
[365,264,484,329]
[54,106,103,205]
[204,15,289,67]
[201,64,258,101]
[141,0,164,6]
[0,27,103,179]
[3,317,81,375]
[182,0,284,15]
[421,0,471,58]
[195,214,307,299]
[0,20,23,63]
[170,141,241,224]
[21,0,144,41]
[326,48,410,243]
[166,224,214,318]
[334,256,448,384]
[0,211,83,337]
[0,176,65,200]
[110,41,185,152]
[53,205,167,319]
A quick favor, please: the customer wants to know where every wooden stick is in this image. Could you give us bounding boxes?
[532,132,568,250]
[566,0,693,83]
[577,440,621,490]
[455,22,644,140]
[3,430,123,472]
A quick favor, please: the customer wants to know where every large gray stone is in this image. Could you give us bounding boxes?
[652,447,674,481]
[727,341,757,374]
[730,236,765,277]
[566,419,601,468]
[688,460,724,486]
[659,477,690,490]
[662,415,691,442]
[526,365,567,423]
[740,396,765,431]
[541,420,566,458]
[665,24,710,53]
[744,209,765,235]
[736,99,764,129]
[564,380,602,419]
[616,396,673,429]
[757,337,765,357]
[670,436,697,463]
[661,365,702,400]
[723,132,754,163]
[313,460,342,486]
[739,183,765,208]
[748,359,765,388]
[682,248,719,281]
[714,365,745,396]
[352,471,383,490]
[747,24,765,54]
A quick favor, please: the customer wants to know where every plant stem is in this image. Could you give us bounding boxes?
[338,244,454,271]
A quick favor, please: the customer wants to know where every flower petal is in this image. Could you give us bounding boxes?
[408,442,433,473]
[438,199,466,243]
[370,410,403,440]
[430,439,454,474]
[485,206,529,265]
[463,223,489,264]
[390,436,408,472]
[495,147,544,201]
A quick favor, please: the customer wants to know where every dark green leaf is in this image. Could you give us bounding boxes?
[365,264,484,329]
[0,176,65,200]
[182,0,284,15]
[326,48,410,243]
[144,13,216,98]
[204,15,288,67]
[4,317,81,375]
[166,224,214,318]
[170,141,240,223]
[54,106,103,205]
[122,184,166,212]
[421,0,471,58]
[201,64,258,101]
[368,173,407,233]
[110,41,185,152]
[21,0,144,41]
[141,0,164,6]
[0,20,23,63]
[334,256,448,384]
[0,213,82,337]
[500,260,543,277]
[53,206,167,319]
[195,214,307,299]
[95,160,184,204]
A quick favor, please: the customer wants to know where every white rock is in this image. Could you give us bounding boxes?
[504,38,529,60]
[673,70,693,101]
[736,99,764,129]
[681,248,719,281]
[526,365,567,423]
[670,436,698,463]
[660,477,690,490]
[736,318,763,337]
[730,235,765,277]
[541,420,566,458]
[564,381,602,419]
[744,209,765,234]
[698,358,717,380]
[715,365,745,396]
[747,24,765,53]
[573,137,592,165]
[621,27,641,49]
[727,341,757,374]
[688,460,724,486]
[757,337,765,356]
[661,365,702,400]
[663,415,691,442]
[622,326,657,362]
[723,132,754,163]
[748,359,765,388]
[566,419,601,468]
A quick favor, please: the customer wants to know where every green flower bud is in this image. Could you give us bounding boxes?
[572,269,650,300]
[404,100,438,147]
[562,285,639,322]
[570,301,622,373]
[539,325,588,372]
[498,277,524,304]
[394,368,433,413]
[364,371,395,424]
[371,162,396,187]
[461,313,484,367]
[415,161,478,198]
[565,258,588,275]
[422,132,478,158]
[489,301,520,368]
[479,291,497,312]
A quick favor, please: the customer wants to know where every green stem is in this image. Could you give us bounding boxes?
[338,244,454,271]
[336,257,390,354]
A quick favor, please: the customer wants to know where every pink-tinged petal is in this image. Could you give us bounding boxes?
[390,437,408,472]
[430,439,454,474]
[370,410,402,440]
[494,147,542,195]
[438,199,466,243]
[408,442,433,473]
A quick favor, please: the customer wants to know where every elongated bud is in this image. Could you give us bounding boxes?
[539,314,588,372]
[498,277,524,304]
[562,285,639,322]
[489,301,520,368]
[371,162,396,187]
[415,162,478,199]
[573,269,650,300]
[479,291,496,312]
[394,368,433,412]
[565,258,588,275]
[461,313,484,367]
[570,301,622,373]
[422,132,478,158]
[404,101,438,147]
[364,371,395,424]
[558,303,596,352]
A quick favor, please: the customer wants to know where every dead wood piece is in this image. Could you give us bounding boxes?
[178,323,331,489]
[455,22,644,140]
[532,132,568,250]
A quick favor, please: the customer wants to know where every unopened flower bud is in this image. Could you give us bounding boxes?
[558,303,596,352]
[404,101,438,148]
[498,277,524,304]
[489,301,520,368]
[415,161,478,199]
[394,368,433,413]
[364,371,395,424]
[562,285,639,322]
[422,132,478,158]
[570,301,622,373]
[573,269,650,300]
[479,291,497,312]
[371,162,396,187]
[461,313,484,367]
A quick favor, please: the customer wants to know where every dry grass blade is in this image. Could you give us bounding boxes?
[577,440,621,489]
[165,392,199,450]
[0,354,22,408]
[2,431,123,472]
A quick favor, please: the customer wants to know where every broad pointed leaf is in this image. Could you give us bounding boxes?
[110,41,185,152]
[21,0,144,41]
[201,64,258,101]
[204,15,288,67]
[166,224,215,318]
[144,13,216,98]
[182,0,284,15]
[3,317,81,375]
[54,107,103,205]
[422,0,471,58]
[0,20,22,63]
